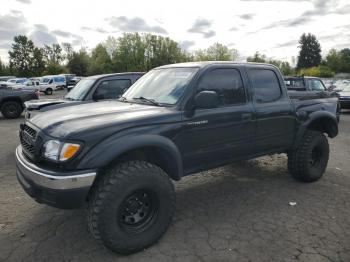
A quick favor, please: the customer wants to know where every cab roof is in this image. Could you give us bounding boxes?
[155,61,277,70]
[87,72,145,80]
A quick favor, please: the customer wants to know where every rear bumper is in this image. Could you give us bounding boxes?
[15,146,96,209]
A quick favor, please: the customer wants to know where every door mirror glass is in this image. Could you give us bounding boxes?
[195,91,219,109]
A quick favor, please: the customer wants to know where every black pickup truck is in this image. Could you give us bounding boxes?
[24,72,144,118]
[0,85,38,119]
[15,62,339,254]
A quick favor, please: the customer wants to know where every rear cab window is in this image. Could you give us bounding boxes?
[248,69,282,103]
[285,79,305,90]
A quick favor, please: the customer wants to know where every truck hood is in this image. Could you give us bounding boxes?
[25,99,68,110]
[28,101,175,137]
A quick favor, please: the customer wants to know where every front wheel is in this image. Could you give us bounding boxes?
[88,161,175,254]
[288,130,329,182]
[45,88,53,95]
[1,101,23,119]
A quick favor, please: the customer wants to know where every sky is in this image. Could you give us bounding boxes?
[1,0,350,65]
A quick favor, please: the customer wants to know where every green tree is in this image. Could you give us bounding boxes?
[279,61,293,75]
[144,34,188,70]
[296,33,321,69]
[339,48,350,73]
[0,58,11,76]
[104,36,118,58]
[194,43,237,61]
[66,48,90,76]
[42,44,64,75]
[247,52,293,75]
[43,44,63,64]
[299,65,334,77]
[325,49,341,72]
[8,35,37,77]
[113,33,146,71]
[62,42,74,61]
[247,52,267,63]
[32,47,46,76]
[88,44,113,75]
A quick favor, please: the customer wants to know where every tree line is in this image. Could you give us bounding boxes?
[247,33,350,77]
[0,32,349,78]
[0,33,238,77]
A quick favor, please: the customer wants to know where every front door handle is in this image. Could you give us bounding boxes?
[241,113,252,121]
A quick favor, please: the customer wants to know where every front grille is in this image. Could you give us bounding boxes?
[20,124,38,157]
[23,125,37,138]
[20,136,36,155]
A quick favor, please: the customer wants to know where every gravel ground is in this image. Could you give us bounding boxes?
[1,91,350,262]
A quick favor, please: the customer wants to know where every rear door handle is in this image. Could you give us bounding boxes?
[241,113,252,121]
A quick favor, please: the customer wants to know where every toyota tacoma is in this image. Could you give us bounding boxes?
[15,62,339,254]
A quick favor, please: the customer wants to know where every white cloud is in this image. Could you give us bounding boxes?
[0,0,349,63]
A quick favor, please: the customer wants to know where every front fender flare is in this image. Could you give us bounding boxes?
[77,134,183,180]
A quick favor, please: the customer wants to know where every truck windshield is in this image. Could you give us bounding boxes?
[123,67,198,105]
[65,79,95,101]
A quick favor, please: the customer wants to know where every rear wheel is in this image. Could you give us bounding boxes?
[1,101,22,119]
[45,88,53,95]
[288,130,329,182]
[88,161,175,254]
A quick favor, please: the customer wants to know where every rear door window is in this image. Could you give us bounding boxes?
[249,69,282,103]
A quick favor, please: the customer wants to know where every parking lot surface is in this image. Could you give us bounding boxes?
[1,91,350,262]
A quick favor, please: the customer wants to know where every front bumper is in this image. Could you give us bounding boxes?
[339,100,350,109]
[15,146,96,209]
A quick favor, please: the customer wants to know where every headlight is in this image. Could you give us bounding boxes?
[43,140,81,161]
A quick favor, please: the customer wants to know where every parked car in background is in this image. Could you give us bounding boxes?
[335,83,350,110]
[36,82,57,95]
[60,74,76,88]
[25,72,145,117]
[40,75,66,91]
[29,77,41,82]
[283,76,339,101]
[67,76,84,92]
[0,85,38,119]
[12,80,41,91]
[0,76,16,82]
[284,76,327,92]
[321,79,337,91]
[7,78,27,85]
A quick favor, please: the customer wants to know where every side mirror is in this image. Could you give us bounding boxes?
[194,91,219,109]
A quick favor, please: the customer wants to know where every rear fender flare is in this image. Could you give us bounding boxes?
[293,111,338,148]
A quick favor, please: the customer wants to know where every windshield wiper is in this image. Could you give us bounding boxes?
[132,96,161,106]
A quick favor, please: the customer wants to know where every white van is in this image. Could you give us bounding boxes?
[39,75,66,95]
